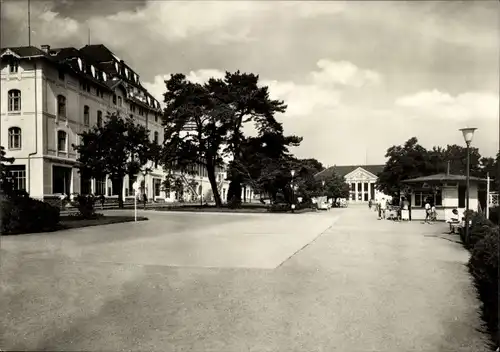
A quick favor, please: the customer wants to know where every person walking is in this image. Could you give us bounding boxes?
[380,198,387,220]
[368,199,373,210]
[424,198,431,224]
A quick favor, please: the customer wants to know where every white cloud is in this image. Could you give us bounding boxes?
[395,89,499,121]
[142,59,380,118]
[310,60,382,88]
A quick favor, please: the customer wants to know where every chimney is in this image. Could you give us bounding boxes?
[41,44,50,53]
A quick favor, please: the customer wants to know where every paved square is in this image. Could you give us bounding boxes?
[0,207,489,352]
[1,211,338,269]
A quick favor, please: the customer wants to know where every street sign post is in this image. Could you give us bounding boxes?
[132,182,139,222]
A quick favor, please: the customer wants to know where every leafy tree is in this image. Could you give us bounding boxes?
[161,74,230,207]
[73,112,157,208]
[323,171,350,202]
[229,132,302,203]
[377,137,433,198]
[0,146,15,195]
[208,71,287,203]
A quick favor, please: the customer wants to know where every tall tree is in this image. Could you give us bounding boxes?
[323,171,350,202]
[73,113,156,208]
[161,73,229,207]
[208,71,287,203]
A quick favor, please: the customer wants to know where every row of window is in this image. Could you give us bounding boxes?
[7,126,68,152]
[7,89,161,125]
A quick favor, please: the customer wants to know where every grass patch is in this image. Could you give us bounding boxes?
[153,204,316,214]
[59,214,148,230]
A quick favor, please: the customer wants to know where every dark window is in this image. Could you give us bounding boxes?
[113,94,117,105]
[57,130,67,152]
[8,89,21,111]
[458,185,466,208]
[351,183,355,191]
[97,110,103,127]
[95,176,106,196]
[154,131,159,144]
[435,189,442,206]
[80,173,92,195]
[364,193,369,201]
[52,166,71,194]
[83,105,90,126]
[111,178,121,196]
[6,165,26,191]
[8,127,21,150]
[57,95,66,118]
[9,61,19,73]
[357,183,362,192]
[118,96,122,106]
[58,69,65,81]
[155,114,158,123]
[154,179,161,197]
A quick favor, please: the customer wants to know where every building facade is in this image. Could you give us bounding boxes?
[315,164,389,203]
[0,44,230,204]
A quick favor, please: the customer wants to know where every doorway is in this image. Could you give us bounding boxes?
[52,165,72,194]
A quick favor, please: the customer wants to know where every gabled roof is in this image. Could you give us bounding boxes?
[315,164,385,180]
[402,173,487,183]
[1,46,50,58]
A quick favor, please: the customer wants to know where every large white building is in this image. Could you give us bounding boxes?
[0,44,232,204]
[315,164,390,203]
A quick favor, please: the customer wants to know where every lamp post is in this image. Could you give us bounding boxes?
[291,170,295,211]
[459,127,477,245]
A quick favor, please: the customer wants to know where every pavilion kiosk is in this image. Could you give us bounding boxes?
[401,173,487,221]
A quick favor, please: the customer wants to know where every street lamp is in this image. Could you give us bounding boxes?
[459,127,477,245]
[290,170,295,211]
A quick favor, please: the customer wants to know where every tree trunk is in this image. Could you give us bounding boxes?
[206,162,222,207]
[113,176,125,209]
[228,179,242,204]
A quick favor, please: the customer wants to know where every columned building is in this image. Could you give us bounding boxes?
[315,164,389,203]
[0,44,231,204]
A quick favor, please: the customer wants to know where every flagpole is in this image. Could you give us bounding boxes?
[28,0,31,46]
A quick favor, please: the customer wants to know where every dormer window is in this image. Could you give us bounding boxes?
[9,61,19,73]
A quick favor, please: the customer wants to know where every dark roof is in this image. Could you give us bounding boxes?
[315,164,385,180]
[402,173,487,183]
[2,44,161,111]
[79,44,116,63]
[1,46,50,58]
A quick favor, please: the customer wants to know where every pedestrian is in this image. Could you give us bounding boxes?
[368,199,372,209]
[380,198,387,220]
[424,198,431,223]
[143,193,148,210]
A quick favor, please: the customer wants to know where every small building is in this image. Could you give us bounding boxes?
[401,173,487,221]
[315,164,390,203]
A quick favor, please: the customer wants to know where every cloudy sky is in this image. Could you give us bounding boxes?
[2,0,498,166]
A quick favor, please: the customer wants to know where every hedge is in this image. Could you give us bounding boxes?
[464,212,499,350]
[1,194,60,235]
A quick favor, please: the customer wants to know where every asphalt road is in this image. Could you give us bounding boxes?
[0,206,490,351]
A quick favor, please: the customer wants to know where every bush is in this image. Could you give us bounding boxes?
[268,203,290,213]
[489,206,499,225]
[468,212,495,249]
[71,194,97,219]
[1,195,60,235]
[467,225,499,349]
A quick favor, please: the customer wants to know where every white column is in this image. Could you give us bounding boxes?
[355,181,359,202]
[367,181,371,201]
